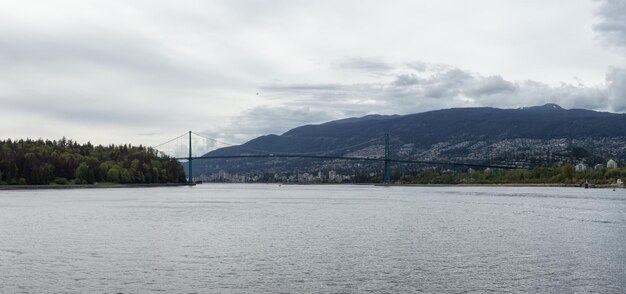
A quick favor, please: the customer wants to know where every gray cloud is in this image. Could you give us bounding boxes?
[0,10,253,146]
[260,61,616,117]
[152,103,329,156]
[191,105,335,155]
[0,25,239,88]
[607,66,626,111]
[200,60,616,150]
[406,61,428,72]
[464,76,516,97]
[392,74,419,87]
[338,57,394,72]
[387,68,515,102]
[263,83,344,92]
[0,0,621,152]
[593,0,626,48]
[234,106,334,135]
[168,103,336,157]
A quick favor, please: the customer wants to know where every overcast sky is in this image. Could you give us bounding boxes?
[1,0,624,156]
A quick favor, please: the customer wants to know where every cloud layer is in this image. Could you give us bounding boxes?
[0,0,623,158]
[594,0,626,48]
[248,60,613,126]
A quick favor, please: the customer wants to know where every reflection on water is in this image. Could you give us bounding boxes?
[1,185,625,293]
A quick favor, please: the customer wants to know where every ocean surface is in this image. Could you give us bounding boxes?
[1,184,625,293]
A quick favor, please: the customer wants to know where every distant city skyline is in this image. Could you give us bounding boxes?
[0,0,624,157]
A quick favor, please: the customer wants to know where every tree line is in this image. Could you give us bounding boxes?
[397,164,626,186]
[0,138,187,185]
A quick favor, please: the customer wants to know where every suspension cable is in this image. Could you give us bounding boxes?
[151,132,189,149]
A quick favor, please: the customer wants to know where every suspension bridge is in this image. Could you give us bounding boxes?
[152,131,521,184]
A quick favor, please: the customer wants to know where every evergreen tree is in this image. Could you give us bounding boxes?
[0,139,187,185]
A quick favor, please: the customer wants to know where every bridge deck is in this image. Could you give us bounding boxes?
[175,154,522,169]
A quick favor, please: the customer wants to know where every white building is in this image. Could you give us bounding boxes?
[329,170,337,181]
[607,159,618,169]
[218,170,229,180]
[575,163,587,172]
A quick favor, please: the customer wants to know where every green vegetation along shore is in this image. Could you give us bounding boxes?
[0,183,194,190]
[0,138,187,185]
[397,164,625,186]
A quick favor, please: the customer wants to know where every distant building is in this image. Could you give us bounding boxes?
[299,173,313,182]
[607,159,618,169]
[594,164,604,170]
[218,170,229,180]
[575,163,587,172]
[329,170,337,181]
[467,168,475,174]
[484,168,492,174]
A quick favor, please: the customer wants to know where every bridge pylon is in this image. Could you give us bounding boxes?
[384,133,392,184]
[188,130,192,183]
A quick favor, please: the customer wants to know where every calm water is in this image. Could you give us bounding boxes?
[1,185,625,293]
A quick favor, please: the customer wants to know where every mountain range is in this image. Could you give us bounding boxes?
[191,104,626,177]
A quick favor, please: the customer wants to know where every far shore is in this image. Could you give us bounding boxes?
[1,182,623,190]
[248,182,621,188]
[381,183,622,189]
[0,183,195,191]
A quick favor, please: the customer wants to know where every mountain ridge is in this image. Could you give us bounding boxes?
[192,104,626,176]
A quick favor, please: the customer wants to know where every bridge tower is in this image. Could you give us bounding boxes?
[384,133,392,184]
[188,130,192,183]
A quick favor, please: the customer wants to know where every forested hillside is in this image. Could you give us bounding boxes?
[193,104,626,177]
[0,138,187,185]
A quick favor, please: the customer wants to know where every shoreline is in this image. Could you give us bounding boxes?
[1,182,622,190]
[0,183,195,191]
[379,183,621,189]
[234,182,624,189]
